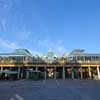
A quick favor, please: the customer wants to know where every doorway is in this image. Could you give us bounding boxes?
[47,67,54,79]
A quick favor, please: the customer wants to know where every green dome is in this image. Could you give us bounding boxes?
[46,49,55,60]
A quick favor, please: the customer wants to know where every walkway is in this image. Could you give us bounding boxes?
[0,79,100,100]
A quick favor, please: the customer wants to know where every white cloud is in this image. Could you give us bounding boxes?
[32,38,66,55]
[0,38,18,49]
[32,50,43,56]
[54,40,66,55]
[21,31,31,40]
[0,19,7,31]
[56,46,66,55]
[0,37,66,55]
[0,0,21,31]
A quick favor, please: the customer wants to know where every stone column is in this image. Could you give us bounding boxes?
[80,67,83,79]
[26,71,29,79]
[21,72,23,79]
[17,67,20,79]
[72,67,74,79]
[26,66,29,79]
[54,66,56,79]
[21,67,23,79]
[97,66,100,80]
[44,66,47,80]
[1,67,3,72]
[88,67,91,79]
[36,66,38,72]
[63,66,65,80]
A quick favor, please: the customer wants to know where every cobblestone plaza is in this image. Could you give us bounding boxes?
[0,79,100,100]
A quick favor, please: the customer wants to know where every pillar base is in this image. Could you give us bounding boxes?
[98,75,100,80]
[63,67,65,80]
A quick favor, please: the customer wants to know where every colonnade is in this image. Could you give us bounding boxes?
[0,65,100,80]
[41,66,100,80]
[0,67,21,79]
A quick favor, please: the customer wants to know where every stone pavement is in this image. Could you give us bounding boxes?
[0,79,100,100]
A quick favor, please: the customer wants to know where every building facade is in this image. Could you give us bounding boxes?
[0,49,100,80]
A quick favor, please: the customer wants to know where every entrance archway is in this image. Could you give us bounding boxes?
[47,67,54,79]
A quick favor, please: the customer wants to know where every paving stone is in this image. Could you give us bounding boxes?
[0,79,100,100]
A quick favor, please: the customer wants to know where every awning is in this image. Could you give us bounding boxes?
[0,71,2,74]
[27,70,42,73]
[1,71,19,74]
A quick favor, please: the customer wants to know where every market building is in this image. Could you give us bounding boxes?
[0,49,100,80]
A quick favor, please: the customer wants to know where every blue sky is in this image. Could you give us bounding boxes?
[0,0,100,55]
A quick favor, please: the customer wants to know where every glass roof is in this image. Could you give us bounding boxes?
[45,49,55,60]
[0,49,32,56]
